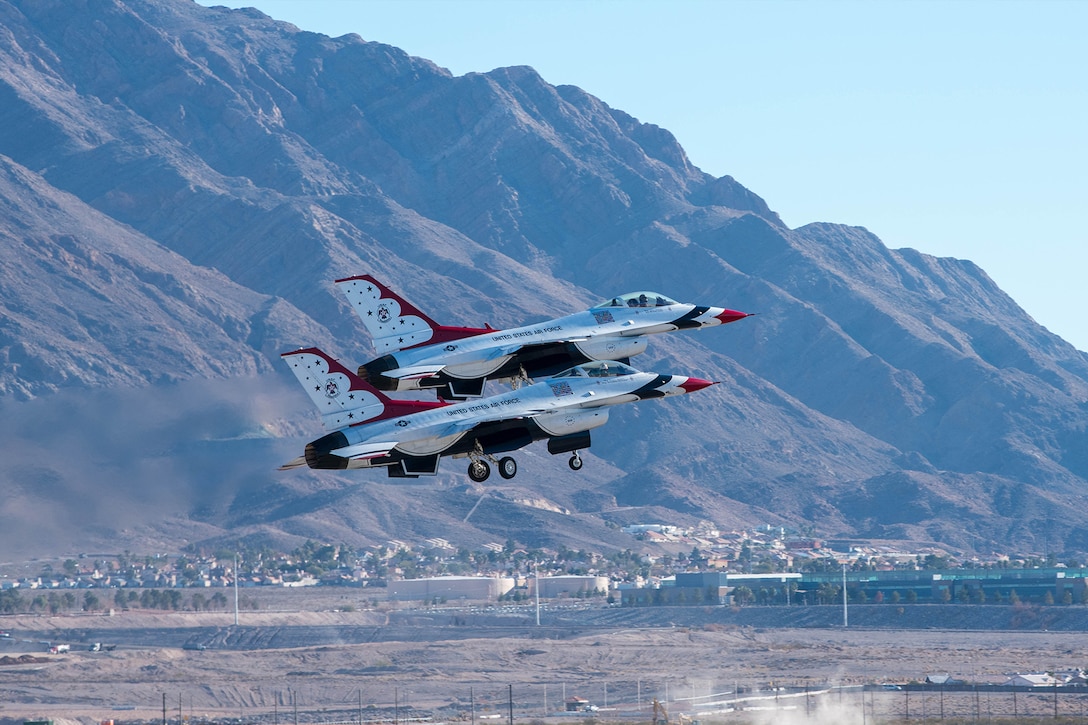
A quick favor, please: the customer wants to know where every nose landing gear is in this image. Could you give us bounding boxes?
[568,453,583,471]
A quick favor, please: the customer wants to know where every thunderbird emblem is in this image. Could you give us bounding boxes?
[324,379,340,398]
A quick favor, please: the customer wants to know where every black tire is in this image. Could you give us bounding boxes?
[498,456,517,479]
[568,454,583,471]
[468,460,491,482]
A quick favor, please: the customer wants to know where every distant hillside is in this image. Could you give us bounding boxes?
[1,0,1086,558]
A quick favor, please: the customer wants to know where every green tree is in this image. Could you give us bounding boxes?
[817,583,841,605]
[923,554,948,570]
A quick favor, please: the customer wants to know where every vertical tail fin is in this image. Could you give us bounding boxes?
[282,347,450,430]
[281,348,394,430]
[336,274,493,353]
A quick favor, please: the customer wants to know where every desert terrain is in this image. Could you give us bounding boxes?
[3,590,1088,725]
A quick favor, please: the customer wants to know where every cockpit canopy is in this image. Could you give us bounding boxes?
[552,360,640,379]
[593,291,678,309]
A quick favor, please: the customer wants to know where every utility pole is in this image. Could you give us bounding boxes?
[842,563,849,628]
[234,553,240,626]
[508,684,514,725]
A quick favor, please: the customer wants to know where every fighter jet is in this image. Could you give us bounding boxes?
[279,347,716,481]
[336,274,749,399]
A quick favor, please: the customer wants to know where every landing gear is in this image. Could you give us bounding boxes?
[568,453,583,471]
[510,365,535,390]
[498,456,517,479]
[468,459,491,482]
[467,442,520,482]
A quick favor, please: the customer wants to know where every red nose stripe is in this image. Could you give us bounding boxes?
[678,378,717,393]
[716,309,751,324]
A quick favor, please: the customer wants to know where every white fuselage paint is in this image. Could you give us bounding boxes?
[333,368,688,468]
[386,304,715,383]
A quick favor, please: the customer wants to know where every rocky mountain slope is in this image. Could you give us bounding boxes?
[1,0,1086,558]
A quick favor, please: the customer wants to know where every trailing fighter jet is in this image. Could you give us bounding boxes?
[336,274,749,399]
[279,347,716,481]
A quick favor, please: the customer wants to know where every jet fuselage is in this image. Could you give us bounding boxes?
[337,276,747,398]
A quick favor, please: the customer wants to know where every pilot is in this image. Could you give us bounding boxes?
[610,297,622,306]
[638,294,648,307]
[656,296,668,306]
[627,298,639,307]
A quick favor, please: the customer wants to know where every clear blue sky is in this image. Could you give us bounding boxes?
[204,0,1087,351]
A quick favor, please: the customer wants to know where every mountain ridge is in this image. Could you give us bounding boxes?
[1,0,1086,559]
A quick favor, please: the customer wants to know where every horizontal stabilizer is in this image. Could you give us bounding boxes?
[278,456,308,471]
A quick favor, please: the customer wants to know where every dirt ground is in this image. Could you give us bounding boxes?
[2,590,1087,725]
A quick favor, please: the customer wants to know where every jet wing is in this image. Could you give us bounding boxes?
[381,364,446,381]
[485,344,523,360]
[436,408,550,439]
[484,339,590,360]
[331,441,399,460]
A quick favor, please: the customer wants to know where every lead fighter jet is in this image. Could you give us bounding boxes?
[336,274,749,399]
[280,347,716,481]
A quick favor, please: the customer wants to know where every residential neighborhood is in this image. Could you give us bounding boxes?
[2,522,1087,613]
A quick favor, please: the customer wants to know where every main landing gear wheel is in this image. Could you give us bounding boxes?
[568,453,583,471]
[468,459,491,482]
[498,456,518,479]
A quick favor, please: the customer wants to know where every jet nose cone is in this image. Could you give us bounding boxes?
[715,308,751,324]
[678,377,717,394]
